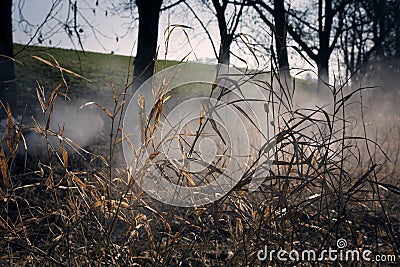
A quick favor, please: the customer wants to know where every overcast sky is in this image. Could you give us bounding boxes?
[13,1,228,62]
[12,0,320,75]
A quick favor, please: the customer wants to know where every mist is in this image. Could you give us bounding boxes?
[23,99,105,156]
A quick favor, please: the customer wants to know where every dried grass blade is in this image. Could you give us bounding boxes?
[182,170,196,187]
[80,102,113,118]
[61,147,68,168]
[31,55,91,82]
[0,144,8,187]
[6,105,13,150]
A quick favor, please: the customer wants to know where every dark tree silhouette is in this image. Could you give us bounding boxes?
[341,0,400,88]
[0,0,16,108]
[214,0,246,65]
[131,0,185,89]
[284,0,349,93]
[196,0,246,65]
[254,0,350,93]
[273,0,289,78]
[211,0,232,64]
[252,0,290,78]
[132,0,163,90]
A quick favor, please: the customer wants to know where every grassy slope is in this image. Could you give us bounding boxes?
[12,44,316,113]
[14,44,131,97]
[13,44,180,109]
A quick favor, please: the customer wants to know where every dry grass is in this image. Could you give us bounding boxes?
[0,54,399,267]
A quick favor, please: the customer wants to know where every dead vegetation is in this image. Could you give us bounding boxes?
[0,58,399,266]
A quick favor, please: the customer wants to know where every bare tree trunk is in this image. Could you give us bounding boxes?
[218,32,232,65]
[316,0,332,95]
[132,0,163,90]
[274,0,290,79]
[0,0,16,108]
[213,0,231,65]
[317,57,329,96]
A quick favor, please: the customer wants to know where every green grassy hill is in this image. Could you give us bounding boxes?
[12,44,316,114]
[13,44,180,108]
